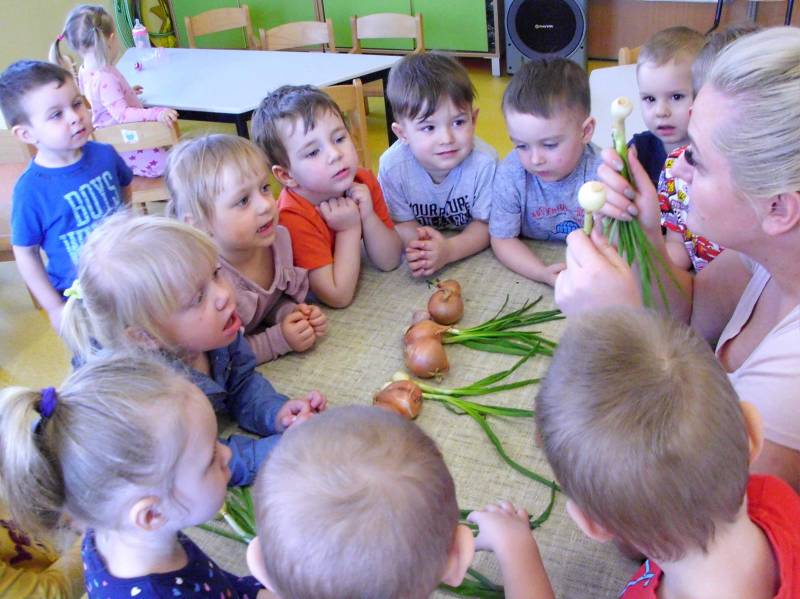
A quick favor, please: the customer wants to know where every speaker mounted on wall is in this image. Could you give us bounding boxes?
[505,0,588,74]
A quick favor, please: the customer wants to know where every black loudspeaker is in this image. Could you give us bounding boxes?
[505,0,587,74]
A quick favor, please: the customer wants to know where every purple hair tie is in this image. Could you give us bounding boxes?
[39,387,58,419]
[57,33,65,42]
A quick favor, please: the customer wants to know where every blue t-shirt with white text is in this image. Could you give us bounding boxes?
[11,141,132,292]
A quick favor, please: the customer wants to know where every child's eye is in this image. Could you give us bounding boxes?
[515,144,528,151]
[260,183,271,194]
[684,147,696,166]
[213,266,221,279]
[306,148,319,158]
[49,111,62,120]
[237,196,249,207]
[672,93,686,101]
[335,134,347,144]
[453,119,466,127]
[642,96,655,104]
[72,98,84,109]
[543,143,558,150]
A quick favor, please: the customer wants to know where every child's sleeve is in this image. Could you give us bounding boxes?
[96,70,168,124]
[279,208,334,271]
[470,156,497,223]
[245,320,293,364]
[488,160,523,239]
[378,158,415,223]
[10,177,44,247]
[225,334,289,435]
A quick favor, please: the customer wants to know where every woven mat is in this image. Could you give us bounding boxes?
[191,239,638,598]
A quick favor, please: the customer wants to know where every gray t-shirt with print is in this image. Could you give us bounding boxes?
[489,144,602,241]
[378,136,498,230]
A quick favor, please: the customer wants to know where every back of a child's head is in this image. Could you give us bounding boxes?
[252,84,346,168]
[50,4,115,72]
[691,22,760,93]
[61,212,218,358]
[166,133,270,228]
[386,53,475,122]
[0,60,72,126]
[535,308,750,562]
[0,352,191,538]
[502,58,590,120]
[253,406,458,599]
[638,26,705,70]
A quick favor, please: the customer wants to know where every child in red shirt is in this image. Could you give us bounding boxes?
[253,85,402,308]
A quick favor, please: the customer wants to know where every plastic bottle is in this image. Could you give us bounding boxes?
[132,19,151,49]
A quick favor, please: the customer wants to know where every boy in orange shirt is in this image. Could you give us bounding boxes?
[253,85,402,308]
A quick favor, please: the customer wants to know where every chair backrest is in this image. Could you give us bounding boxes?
[185,4,259,50]
[323,79,370,168]
[91,121,180,153]
[618,46,640,65]
[260,19,336,52]
[350,13,424,53]
[589,64,647,149]
[0,130,34,258]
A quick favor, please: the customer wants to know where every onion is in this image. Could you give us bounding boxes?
[403,319,449,346]
[373,380,423,419]
[578,181,607,235]
[410,309,432,325]
[428,281,464,325]
[404,337,449,378]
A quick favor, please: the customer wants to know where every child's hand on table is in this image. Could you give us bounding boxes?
[406,226,450,277]
[281,309,316,352]
[132,84,144,95]
[297,303,327,338]
[276,390,327,431]
[467,500,532,554]
[158,108,179,124]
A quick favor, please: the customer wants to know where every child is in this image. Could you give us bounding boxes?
[166,134,327,365]
[252,85,403,308]
[245,406,555,599]
[0,353,269,598]
[379,53,497,277]
[632,26,704,186]
[51,4,178,178]
[0,60,132,331]
[60,213,326,486]
[490,58,601,287]
[658,24,758,271]
[535,308,800,598]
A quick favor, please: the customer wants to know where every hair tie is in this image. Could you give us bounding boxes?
[32,387,58,434]
[57,33,65,42]
[63,279,82,300]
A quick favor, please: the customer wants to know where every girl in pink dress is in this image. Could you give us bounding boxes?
[51,5,178,177]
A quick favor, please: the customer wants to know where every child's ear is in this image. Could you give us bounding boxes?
[579,116,596,144]
[246,537,277,592]
[271,164,297,189]
[12,123,34,146]
[740,401,765,465]
[129,496,167,532]
[391,121,406,142]
[471,107,480,127]
[124,326,160,350]
[565,499,615,543]
[440,524,475,587]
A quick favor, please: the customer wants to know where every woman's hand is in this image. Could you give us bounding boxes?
[555,228,643,316]
[596,146,662,235]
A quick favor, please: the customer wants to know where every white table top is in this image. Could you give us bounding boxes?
[116,48,402,115]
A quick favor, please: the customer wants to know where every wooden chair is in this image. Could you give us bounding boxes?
[185,5,259,50]
[0,130,39,307]
[350,13,425,113]
[618,46,640,65]
[259,19,337,53]
[323,79,371,168]
[91,121,180,214]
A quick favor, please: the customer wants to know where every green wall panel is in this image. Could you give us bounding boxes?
[249,0,317,33]
[323,0,413,50]
[413,0,488,52]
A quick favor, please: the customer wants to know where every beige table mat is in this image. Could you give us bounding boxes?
[190,239,638,599]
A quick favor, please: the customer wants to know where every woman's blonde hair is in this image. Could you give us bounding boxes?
[61,212,218,359]
[0,353,191,537]
[166,133,271,229]
[706,26,800,201]
[50,4,116,74]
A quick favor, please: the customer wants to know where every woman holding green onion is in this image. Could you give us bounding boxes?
[555,27,800,491]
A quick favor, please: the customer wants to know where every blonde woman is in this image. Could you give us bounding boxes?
[556,27,800,490]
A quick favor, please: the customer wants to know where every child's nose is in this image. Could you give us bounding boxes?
[218,442,232,467]
[256,193,275,214]
[214,279,233,310]
[439,127,454,144]
[656,100,670,116]
[327,143,343,162]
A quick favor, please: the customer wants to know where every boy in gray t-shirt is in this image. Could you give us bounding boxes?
[490,58,601,286]
[379,53,497,277]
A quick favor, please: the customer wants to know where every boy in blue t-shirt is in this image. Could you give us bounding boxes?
[0,60,132,330]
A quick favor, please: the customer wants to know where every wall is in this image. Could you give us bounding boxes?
[588,0,799,59]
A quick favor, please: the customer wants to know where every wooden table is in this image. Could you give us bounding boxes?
[117,48,402,140]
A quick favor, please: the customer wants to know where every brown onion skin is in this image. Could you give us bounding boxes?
[428,288,464,325]
[373,380,423,419]
[437,279,462,295]
[403,319,449,346]
[404,337,449,378]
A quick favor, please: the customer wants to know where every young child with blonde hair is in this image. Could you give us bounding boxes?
[60,213,326,486]
[0,353,269,598]
[167,134,327,365]
[535,308,800,598]
[246,406,555,599]
[51,4,178,177]
[633,26,704,186]
[252,85,403,308]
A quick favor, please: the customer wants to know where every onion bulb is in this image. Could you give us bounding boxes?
[404,337,449,378]
[373,380,423,419]
[410,309,432,325]
[428,280,464,325]
[578,181,607,235]
[404,319,449,346]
